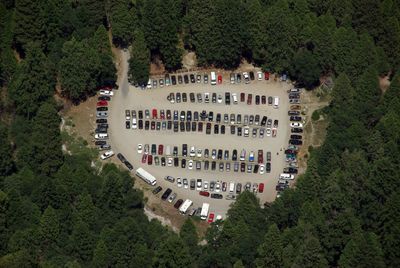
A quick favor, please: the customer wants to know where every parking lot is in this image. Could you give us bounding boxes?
[107,67,292,219]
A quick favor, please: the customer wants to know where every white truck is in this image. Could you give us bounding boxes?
[200,203,210,220]
[179,199,193,214]
[210,72,217,85]
[135,168,157,185]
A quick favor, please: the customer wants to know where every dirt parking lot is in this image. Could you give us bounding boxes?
[108,57,291,219]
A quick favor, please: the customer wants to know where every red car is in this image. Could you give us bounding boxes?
[158,144,164,155]
[97,100,108,106]
[199,191,210,197]
[264,72,270,80]
[208,213,215,223]
[240,93,245,102]
[247,94,252,105]
[147,155,153,165]
[141,154,147,163]
[152,109,157,119]
[218,75,222,84]
[258,150,264,164]
[259,183,264,193]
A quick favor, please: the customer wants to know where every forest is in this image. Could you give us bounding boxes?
[0,0,400,267]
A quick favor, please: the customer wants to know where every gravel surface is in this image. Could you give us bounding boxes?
[109,51,291,218]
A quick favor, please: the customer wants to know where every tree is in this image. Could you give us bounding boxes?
[0,191,9,255]
[69,220,93,262]
[39,206,60,252]
[292,234,328,268]
[128,30,150,86]
[180,218,198,254]
[92,239,109,268]
[0,124,14,176]
[256,224,283,268]
[59,38,99,102]
[289,49,321,88]
[8,43,54,118]
[109,0,137,47]
[153,235,191,268]
[333,27,358,76]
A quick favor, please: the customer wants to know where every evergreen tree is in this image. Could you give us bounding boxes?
[39,206,60,252]
[153,235,191,268]
[69,220,93,262]
[109,0,137,47]
[292,234,328,268]
[92,239,109,268]
[128,30,150,86]
[0,191,9,255]
[289,49,321,88]
[0,124,14,176]
[180,218,198,254]
[256,224,283,268]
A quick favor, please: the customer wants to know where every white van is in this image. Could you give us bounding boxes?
[95,133,108,140]
[229,182,235,193]
[273,96,279,109]
[232,93,238,104]
[210,72,217,85]
[165,145,171,156]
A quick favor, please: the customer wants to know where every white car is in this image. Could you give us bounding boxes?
[188,160,194,169]
[215,182,221,192]
[290,122,303,128]
[257,71,263,80]
[217,94,223,103]
[99,90,114,96]
[132,118,137,129]
[204,93,210,103]
[266,128,272,136]
[168,193,176,203]
[183,178,189,189]
[144,144,149,154]
[259,164,265,174]
[197,149,202,158]
[243,72,250,83]
[137,144,143,153]
[167,157,173,167]
[177,177,182,188]
[146,79,152,89]
[203,181,209,191]
[189,146,196,157]
[196,180,202,191]
[95,133,108,140]
[100,150,114,160]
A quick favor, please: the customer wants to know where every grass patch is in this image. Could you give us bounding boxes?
[312,110,320,121]
[61,130,98,160]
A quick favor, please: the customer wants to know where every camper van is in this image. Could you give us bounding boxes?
[210,72,217,85]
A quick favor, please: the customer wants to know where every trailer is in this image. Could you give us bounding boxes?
[135,168,157,185]
[200,203,210,220]
[179,199,193,214]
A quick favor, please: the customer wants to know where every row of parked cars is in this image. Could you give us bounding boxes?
[164,176,265,196]
[167,91,275,106]
[275,88,304,196]
[140,70,271,89]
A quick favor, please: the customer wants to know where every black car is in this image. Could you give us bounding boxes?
[198,122,203,132]
[225,92,231,105]
[161,188,172,200]
[216,113,221,123]
[208,111,214,121]
[194,111,199,121]
[124,161,133,170]
[138,110,143,119]
[253,164,259,173]
[117,153,128,164]
[174,121,178,132]
[174,157,179,167]
[171,75,177,85]
[236,73,241,83]
[97,106,108,111]
[221,125,225,134]
[212,93,217,103]
[182,93,187,102]
[176,92,181,103]
[181,159,186,168]
[206,123,211,134]
[232,149,237,161]
[152,186,162,195]
[249,71,255,80]
[261,116,267,126]
[211,193,223,199]
[138,120,143,129]
[151,144,157,155]
[289,139,303,145]
[211,161,216,170]
[290,116,302,121]
[217,149,223,160]
[190,93,195,103]
[241,162,245,172]
[187,111,192,121]
[145,120,150,130]
[173,146,178,156]
[190,74,196,83]
[95,127,107,133]
[237,127,242,136]
[178,75,183,84]
[167,120,172,130]
[125,121,130,129]
[214,124,219,134]
[200,110,207,120]
[184,75,189,84]
[204,160,209,170]
[95,140,107,146]
[98,96,111,101]
[290,134,302,140]
[283,167,298,174]
[230,125,235,135]
[186,121,191,131]
[192,121,197,131]
[161,157,166,166]
[266,162,271,173]
[96,118,107,124]
[255,95,260,105]
[291,128,303,133]
[98,144,111,150]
